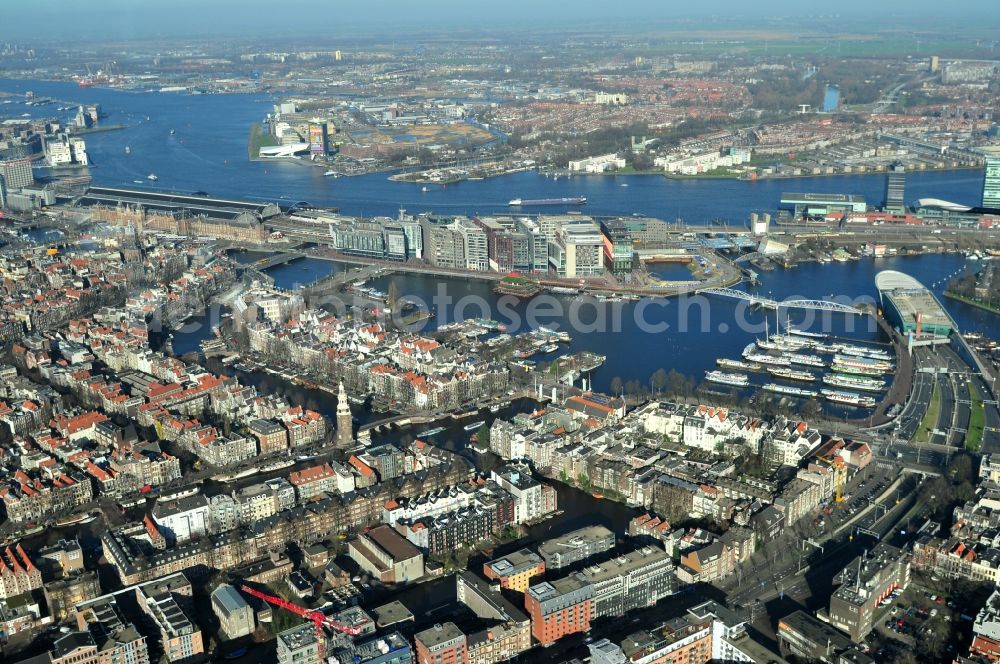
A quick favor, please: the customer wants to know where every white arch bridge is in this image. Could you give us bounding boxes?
[698,288,865,315]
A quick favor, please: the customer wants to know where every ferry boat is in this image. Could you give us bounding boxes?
[744,352,792,367]
[784,353,826,368]
[822,389,877,408]
[832,343,892,361]
[765,335,812,350]
[705,371,750,387]
[537,326,571,342]
[768,367,816,382]
[786,327,826,339]
[762,383,817,398]
[823,374,886,392]
[717,358,762,372]
[833,364,886,377]
[509,196,586,206]
[463,420,487,432]
[420,426,446,437]
[832,355,893,372]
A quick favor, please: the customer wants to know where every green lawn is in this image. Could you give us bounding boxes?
[915,382,941,443]
[967,382,986,452]
[248,123,277,159]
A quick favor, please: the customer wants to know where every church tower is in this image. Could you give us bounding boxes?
[336,382,353,448]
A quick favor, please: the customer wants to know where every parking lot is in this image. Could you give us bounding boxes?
[867,573,988,662]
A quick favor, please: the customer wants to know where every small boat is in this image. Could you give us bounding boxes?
[323,170,337,176]
[147,173,158,181]
[170,129,175,135]
[124,146,131,154]
[421,186,429,192]
[133,179,143,184]
[56,513,96,527]
[463,420,486,432]
[592,492,604,499]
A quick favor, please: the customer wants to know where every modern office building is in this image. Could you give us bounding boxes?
[524,575,594,646]
[515,217,549,272]
[537,525,615,570]
[455,571,532,663]
[780,192,867,219]
[828,544,910,642]
[984,147,1000,209]
[577,546,676,617]
[0,157,34,192]
[551,218,605,278]
[132,574,204,664]
[884,162,906,211]
[599,219,634,275]
[276,624,319,664]
[483,548,546,592]
[875,270,954,339]
[777,611,871,663]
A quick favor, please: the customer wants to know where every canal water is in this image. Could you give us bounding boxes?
[0,78,987,220]
[7,78,995,412]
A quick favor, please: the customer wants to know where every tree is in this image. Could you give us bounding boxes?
[476,424,491,448]
[610,376,623,397]
[387,279,400,309]
[666,369,690,398]
[651,368,668,395]
[801,399,822,421]
[577,473,590,489]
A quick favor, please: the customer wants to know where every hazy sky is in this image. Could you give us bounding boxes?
[4,0,997,41]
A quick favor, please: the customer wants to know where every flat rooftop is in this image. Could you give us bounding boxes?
[538,525,615,558]
[578,546,672,583]
[883,288,953,331]
[781,192,866,203]
[485,548,543,577]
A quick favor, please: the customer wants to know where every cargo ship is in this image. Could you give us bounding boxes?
[717,358,762,372]
[768,367,816,382]
[705,371,750,387]
[784,353,826,368]
[823,374,886,392]
[509,197,587,206]
[762,383,817,398]
[822,389,877,408]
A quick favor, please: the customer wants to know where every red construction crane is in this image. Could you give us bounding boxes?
[240,584,362,661]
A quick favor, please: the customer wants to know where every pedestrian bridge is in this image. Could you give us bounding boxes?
[698,287,863,314]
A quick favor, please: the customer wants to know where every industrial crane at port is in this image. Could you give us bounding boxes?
[239,584,362,660]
